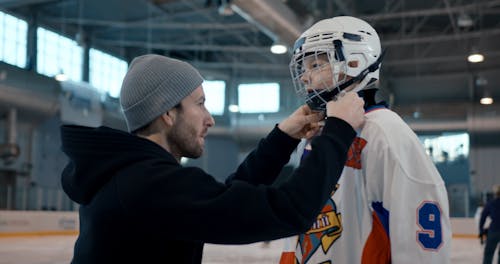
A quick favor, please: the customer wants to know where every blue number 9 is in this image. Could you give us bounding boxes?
[417,202,442,250]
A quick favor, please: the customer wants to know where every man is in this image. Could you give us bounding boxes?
[479,185,500,264]
[60,54,365,263]
[280,16,451,263]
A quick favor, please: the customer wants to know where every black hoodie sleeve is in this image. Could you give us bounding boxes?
[224,125,300,186]
[117,117,355,244]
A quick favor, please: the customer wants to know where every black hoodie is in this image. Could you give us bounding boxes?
[61,117,355,264]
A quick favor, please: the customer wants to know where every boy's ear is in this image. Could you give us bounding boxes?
[348,60,359,68]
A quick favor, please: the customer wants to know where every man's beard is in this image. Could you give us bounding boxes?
[167,119,203,159]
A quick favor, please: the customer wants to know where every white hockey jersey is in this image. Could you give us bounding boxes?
[280,106,451,264]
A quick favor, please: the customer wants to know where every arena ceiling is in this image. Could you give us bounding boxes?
[1,0,500,137]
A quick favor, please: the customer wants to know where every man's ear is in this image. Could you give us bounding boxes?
[160,111,175,127]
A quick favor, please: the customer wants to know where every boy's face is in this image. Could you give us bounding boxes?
[300,53,335,92]
[300,53,356,93]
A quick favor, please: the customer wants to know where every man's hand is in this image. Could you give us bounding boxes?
[326,91,365,130]
[278,105,324,139]
[480,229,488,245]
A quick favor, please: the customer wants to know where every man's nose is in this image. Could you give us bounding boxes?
[207,114,215,127]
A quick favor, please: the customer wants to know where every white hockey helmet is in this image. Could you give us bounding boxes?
[290,16,384,111]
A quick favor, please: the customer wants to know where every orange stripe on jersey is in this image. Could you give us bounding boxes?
[361,211,391,264]
[279,252,297,264]
[345,137,367,169]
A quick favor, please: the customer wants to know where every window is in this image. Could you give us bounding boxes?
[37,27,82,81]
[0,11,27,68]
[419,132,469,163]
[237,83,280,113]
[89,48,128,98]
[203,80,225,115]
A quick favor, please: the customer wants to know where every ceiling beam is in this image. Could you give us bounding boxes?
[361,0,500,21]
[193,61,288,71]
[232,0,302,45]
[383,28,500,46]
[92,41,500,73]
[332,0,351,16]
[40,16,256,30]
[177,0,275,64]
[0,0,56,9]
[94,39,272,53]
[93,27,500,53]
[385,50,500,66]
[150,0,179,4]
[442,0,459,35]
[165,55,500,74]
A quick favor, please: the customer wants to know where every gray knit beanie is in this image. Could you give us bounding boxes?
[120,54,204,132]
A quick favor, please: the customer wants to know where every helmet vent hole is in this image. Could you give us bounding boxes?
[359,30,372,36]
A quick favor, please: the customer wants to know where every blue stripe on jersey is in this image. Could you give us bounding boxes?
[372,201,390,236]
[365,102,388,113]
[301,148,311,162]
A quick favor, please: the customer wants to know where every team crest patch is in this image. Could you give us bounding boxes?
[298,198,342,263]
[345,137,367,169]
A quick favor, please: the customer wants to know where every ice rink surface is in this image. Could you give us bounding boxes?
[0,235,497,264]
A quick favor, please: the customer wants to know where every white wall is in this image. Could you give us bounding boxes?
[0,210,78,236]
[0,210,477,238]
[470,147,500,193]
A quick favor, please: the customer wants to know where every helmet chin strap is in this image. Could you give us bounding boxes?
[306,49,387,111]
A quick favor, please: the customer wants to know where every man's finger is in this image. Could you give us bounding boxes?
[300,104,312,114]
[302,113,322,124]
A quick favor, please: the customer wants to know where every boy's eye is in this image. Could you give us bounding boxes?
[311,62,327,69]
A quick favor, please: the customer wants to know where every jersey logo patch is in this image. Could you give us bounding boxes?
[298,198,342,263]
[345,137,367,169]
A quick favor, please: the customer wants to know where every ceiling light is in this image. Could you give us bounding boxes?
[55,71,68,82]
[475,76,488,86]
[457,13,473,28]
[468,52,484,63]
[218,4,234,16]
[479,87,494,104]
[228,104,239,112]
[270,43,287,54]
[75,31,86,47]
[480,96,493,105]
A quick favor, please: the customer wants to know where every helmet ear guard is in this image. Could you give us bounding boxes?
[346,54,366,77]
